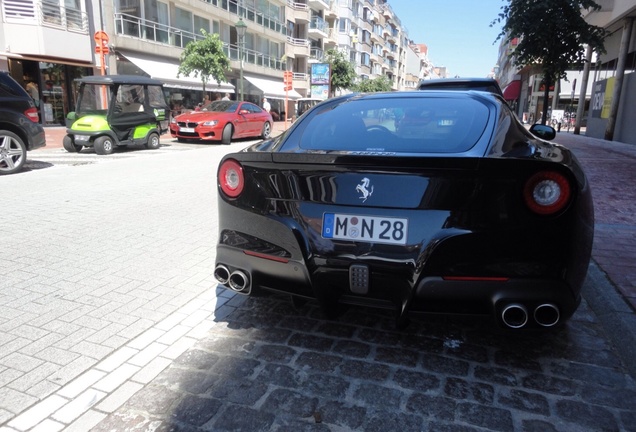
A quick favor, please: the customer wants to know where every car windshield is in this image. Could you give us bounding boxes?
[296,96,490,154]
[76,83,111,114]
[205,101,239,113]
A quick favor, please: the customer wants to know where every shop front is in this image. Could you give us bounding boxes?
[4,57,92,126]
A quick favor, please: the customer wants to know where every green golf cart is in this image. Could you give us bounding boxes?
[64,75,169,155]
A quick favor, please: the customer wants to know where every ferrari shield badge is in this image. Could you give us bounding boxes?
[356,177,374,202]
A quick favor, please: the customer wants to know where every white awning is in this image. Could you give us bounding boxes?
[244,75,301,100]
[119,52,234,93]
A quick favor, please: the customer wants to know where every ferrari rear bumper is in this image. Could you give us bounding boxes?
[214,244,580,329]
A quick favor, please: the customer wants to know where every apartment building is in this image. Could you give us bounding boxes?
[1,0,418,125]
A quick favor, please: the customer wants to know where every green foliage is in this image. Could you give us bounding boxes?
[352,75,393,93]
[493,0,606,123]
[178,30,231,94]
[324,49,356,96]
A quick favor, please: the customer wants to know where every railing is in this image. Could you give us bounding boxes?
[309,16,328,33]
[310,47,323,61]
[114,13,284,70]
[228,45,285,71]
[115,13,194,47]
[206,0,287,36]
[2,0,88,33]
[287,0,308,11]
[287,36,310,47]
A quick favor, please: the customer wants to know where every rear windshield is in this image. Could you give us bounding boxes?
[294,96,490,153]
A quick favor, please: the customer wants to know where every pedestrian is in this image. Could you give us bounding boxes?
[222,93,230,101]
[262,97,271,113]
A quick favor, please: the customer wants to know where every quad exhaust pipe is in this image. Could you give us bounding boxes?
[534,303,560,327]
[501,302,560,328]
[501,303,528,329]
[214,264,251,295]
[213,265,230,285]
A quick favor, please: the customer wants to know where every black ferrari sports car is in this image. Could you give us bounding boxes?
[214,91,594,329]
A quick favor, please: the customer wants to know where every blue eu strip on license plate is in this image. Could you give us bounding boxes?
[322,213,408,245]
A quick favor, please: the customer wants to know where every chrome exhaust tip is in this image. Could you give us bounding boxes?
[501,303,528,329]
[214,264,231,285]
[534,303,560,327]
[229,270,250,294]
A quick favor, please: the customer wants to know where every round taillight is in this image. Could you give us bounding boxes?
[523,171,571,215]
[218,159,244,198]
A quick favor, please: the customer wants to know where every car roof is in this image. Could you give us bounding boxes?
[417,78,504,97]
[75,74,165,86]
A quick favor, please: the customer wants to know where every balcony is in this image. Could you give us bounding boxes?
[387,29,397,43]
[1,0,92,62]
[308,16,328,38]
[309,47,324,63]
[287,37,310,57]
[292,72,309,90]
[381,5,393,20]
[287,1,310,23]
[323,27,338,48]
[324,0,338,18]
[308,0,329,11]
[114,13,286,71]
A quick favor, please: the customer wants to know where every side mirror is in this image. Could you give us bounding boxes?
[529,124,556,141]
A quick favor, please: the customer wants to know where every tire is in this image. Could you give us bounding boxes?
[221,123,233,145]
[0,130,27,175]
[62,135,82,153]
[94,135,114,155]
[146,132,160,150]
[261,121,272,139]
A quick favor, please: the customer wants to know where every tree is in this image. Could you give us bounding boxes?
[352,75,393,93]
[493,0,606,124]
[324,48,356,97]
[178,30,231,97]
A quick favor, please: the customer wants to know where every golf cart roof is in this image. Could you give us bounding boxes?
[76,74,165,86]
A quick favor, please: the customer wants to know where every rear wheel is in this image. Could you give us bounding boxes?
[0,130,26,175]
[63,135,82,153]
[146,132,160,150]
[261,121,272,139]
[94,135,114,155]
[221,124,233,145]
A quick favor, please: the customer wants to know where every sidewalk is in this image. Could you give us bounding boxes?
[552,130,636,313]
[41,121,291,150]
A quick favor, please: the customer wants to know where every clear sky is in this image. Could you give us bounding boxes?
[386,0,506,78]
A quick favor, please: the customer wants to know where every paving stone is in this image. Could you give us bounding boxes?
[456,402,514,431]
[555,399,619,430]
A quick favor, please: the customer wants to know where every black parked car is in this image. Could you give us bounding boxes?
[418,77,504,97]
[0,71,46,175]
[214,91,594,330]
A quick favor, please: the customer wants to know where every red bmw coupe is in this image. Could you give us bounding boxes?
[170,100,273,144]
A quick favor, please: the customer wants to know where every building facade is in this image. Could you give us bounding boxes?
[1,0,421,126]
[495,0,636,144]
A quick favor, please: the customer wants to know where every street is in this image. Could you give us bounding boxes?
[1,132,635,432]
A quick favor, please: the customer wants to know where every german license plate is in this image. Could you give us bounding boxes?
[322,213,408,245]
[75,135,89,141]
[180,127,195,133]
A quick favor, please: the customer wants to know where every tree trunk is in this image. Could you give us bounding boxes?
[541,75,551,125]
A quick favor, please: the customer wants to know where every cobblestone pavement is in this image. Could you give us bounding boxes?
[0,129,635,431]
